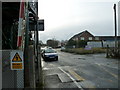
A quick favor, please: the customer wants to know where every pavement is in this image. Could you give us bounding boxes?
[43,67,82,89]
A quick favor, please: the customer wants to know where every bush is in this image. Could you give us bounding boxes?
[66,40,87,48]
[62,48,106,54]
[78,40,87,48]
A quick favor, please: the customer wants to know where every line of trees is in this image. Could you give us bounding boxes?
[40,39,87,48]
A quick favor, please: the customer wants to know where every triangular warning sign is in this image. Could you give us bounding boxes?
[12,53,22,62]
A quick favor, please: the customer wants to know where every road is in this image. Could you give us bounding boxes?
[42,49,119,89]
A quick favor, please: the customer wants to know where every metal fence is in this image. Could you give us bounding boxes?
[2,50,24,88]
[87,41,117,48]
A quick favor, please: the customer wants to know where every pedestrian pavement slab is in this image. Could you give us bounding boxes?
[58,73,73,83]
[44,74,79,89]
[43,68,63,75]
[44,74,61,88]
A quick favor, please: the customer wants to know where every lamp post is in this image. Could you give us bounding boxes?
[113,4,117,54]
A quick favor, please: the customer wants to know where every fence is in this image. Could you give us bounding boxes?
[106,45,120,58]
[2,50,24,88]
[87,41,116,48]
[87,41,102,48]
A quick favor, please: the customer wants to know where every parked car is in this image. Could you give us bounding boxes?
[41,48,58,61]
[61,47,65,51]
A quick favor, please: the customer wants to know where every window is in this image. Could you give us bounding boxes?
[95,37,99,40]
[81,37,84,40]
[75,38,78,41]
[89,37,92,40]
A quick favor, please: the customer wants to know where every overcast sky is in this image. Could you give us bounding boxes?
[38,0,119,43]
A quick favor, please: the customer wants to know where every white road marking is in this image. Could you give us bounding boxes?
[58,67,83,89]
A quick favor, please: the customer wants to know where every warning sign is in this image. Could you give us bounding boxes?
[11,50,24,70]
[12,63,22,69]
[12,53,22,62]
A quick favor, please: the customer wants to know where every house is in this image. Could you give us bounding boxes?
[71,30,95,41]
[69,30,120,48]
[71,30,120,41]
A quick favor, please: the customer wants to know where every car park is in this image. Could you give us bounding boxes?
[41,48,58,61]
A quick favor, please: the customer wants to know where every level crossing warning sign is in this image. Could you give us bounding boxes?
[12,53,22,62]
[11,50,24,70]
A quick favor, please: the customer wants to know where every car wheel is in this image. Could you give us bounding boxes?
[43,57,47,61]
[55,57,58,61]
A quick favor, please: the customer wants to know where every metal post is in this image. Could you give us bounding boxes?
[36,0,43,87]
[106,45,109,58]
[77,37,79,48]
[53,38,54,48]
[24,2,30,87]
[113,4,117,54]
[0,2,2,89]
[118,2,120,57]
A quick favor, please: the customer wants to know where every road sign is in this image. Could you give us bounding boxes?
[11,50,24,70]
[38,19,44,31]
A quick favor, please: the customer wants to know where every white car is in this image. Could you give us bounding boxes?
[42,49,58,61]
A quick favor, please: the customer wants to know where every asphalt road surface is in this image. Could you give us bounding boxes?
[42,49,119,89]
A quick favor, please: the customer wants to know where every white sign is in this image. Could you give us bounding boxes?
[10,50,24,70]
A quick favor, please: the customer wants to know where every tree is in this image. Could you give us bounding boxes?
[47,39,59,48]
[66,39,87,48]
[78,40,87,48]
[66,39,76,47]
[61,40,68,47]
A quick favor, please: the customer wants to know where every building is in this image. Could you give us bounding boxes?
[71,30,95,41]
[71,30,120,41]
[94,36,120,41]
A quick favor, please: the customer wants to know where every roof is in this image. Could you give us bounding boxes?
[70,30,94,40]
[95,36,120,40]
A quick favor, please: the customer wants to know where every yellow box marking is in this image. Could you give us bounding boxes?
[68,70,85,81]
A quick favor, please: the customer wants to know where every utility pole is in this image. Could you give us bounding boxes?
[113,4,117,54]
[24,1,30,87]
[118,2,120,52]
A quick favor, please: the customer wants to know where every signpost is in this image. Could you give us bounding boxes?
[11,51,24,70]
